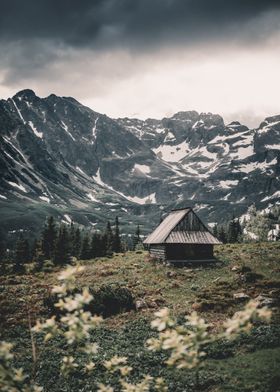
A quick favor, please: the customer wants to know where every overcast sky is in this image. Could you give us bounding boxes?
[0,0,280,127]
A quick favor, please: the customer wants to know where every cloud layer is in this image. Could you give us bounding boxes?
[0,0,280,126]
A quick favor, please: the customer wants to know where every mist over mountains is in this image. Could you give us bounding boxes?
[1,89,280,235]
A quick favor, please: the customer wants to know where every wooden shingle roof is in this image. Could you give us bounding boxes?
[143,208,189,244]
[143,208,221,245]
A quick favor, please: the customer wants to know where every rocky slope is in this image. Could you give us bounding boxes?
[0,89,279,235]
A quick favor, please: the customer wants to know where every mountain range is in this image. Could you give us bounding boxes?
[1,89,280,236]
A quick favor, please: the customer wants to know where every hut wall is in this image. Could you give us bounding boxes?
[149,245,166,260]
[166,244,214,261]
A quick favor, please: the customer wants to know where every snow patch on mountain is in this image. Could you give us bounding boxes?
[235,158,277,173]
[153,141,189,162]
[29,121,43,138]
[8,181,27,193]
[11,99,25,123]
[127,192,157,205]
[63,214,72,223]
[76,166,87,176]
[39,195,50,203]
[61,121,76,141]
[87,192,99,202]
[265,144,280,150]
[133,164,151,175]
[218,180,239,189]
[261,191,280,202]
[259,120,280,134]
[164,131,176,142]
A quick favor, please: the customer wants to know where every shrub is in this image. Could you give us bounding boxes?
[43,284,135,318]
[42,260,55,272]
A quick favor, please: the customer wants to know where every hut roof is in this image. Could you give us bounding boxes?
[143,208,221,245]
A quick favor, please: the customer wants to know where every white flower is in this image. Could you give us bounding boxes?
[97,383,114,392]
[151,308,174,331]
[0,341,14,360]
[85,361,96,372]
[120,366,133,376]
[58,265,84,281]
[83,343,99,355]
[104,356,127,371]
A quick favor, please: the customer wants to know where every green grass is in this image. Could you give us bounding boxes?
[1,242,280,391]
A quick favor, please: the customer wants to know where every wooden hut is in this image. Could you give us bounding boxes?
[143,207,221,263]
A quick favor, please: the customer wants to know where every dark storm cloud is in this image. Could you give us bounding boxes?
[0,0,279,49]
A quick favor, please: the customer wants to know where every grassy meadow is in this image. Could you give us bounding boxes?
[1,242,280,391]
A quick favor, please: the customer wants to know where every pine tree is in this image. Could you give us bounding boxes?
[217,225,227,243]
[90,232,99,259]
[69,221,76,256]
[53,224,71,265]
[133,224,141,250]
[99,234,108,257]
[227,216,238,243]
[33,240,45,271]
[73,227,82,258]
[105,221,113,256]
[41,216,57,259]
[14,234,29,273]
[112,216,122,253]
[80,234,91,260]
[235,218,243,242]
[0,232,7,274]
[30,239,39,261]
[213,224,218,238]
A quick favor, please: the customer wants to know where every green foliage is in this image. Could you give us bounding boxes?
[14,233,29,273]
[133,224,142,250]
[1,243,280,392]
[105,221,114,257]
[73,227,82,258]
[41,216,57,259]
[90,284,136,317]
[44,284,135,318]
[112,216,122,253]
[245,205,280,241]
[53,224,71,265]
[80,233,91,260]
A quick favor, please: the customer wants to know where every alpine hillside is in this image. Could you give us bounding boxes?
[1,89,280,235]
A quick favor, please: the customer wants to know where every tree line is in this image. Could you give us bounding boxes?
[212,216,243,244]
[0,216,143,274]
[212,205,280,243]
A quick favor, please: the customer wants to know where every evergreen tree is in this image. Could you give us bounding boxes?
[14,234,29,273]
[73,227,82,258]
[80,234,91,260]
[217,225,227,243]
[227,217,238,243]
[105,221,113,256]
[30,239,38,261]
[212,224,218,238]
[33,240,45,271]
[99,234,108,257]
[90,232,99,259]
[235,218,243,242]
[133,224,141,250]
[69,221,76,256]
[0,237,7,274]
[41,216,57,259]
[53,225,71,265]
[112,216,122,253]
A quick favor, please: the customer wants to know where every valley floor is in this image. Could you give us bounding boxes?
[1,242,280,391]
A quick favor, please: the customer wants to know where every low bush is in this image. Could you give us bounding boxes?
[43,284,136,318]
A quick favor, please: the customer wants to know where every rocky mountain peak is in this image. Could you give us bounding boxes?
[13,89,37,100]
[1,89,280,235]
